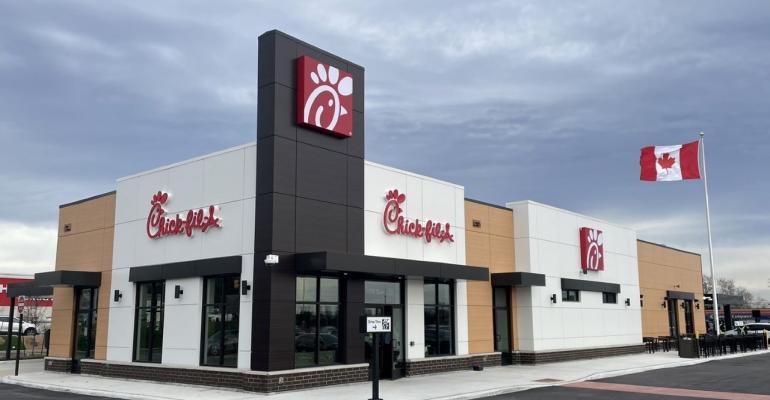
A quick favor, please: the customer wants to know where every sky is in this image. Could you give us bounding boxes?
[0,1,768,300]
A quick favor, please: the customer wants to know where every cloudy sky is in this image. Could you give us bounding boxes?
[1,1,768,298]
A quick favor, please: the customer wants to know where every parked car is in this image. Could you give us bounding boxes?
[0,316,38,336]
[725,322,770,336]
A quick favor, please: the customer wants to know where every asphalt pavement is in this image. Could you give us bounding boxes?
[486,352,770,399]
[0,382,114,399]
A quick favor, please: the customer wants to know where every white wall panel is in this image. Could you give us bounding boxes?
[108,144,257,367]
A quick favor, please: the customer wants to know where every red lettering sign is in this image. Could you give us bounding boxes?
[146,191,221,239]
[580,227,604,271]
[382,189,454,244]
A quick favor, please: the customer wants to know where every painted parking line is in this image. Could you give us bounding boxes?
[566,381,770,400]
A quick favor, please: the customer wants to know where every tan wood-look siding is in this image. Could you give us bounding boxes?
[638,241,707,337]
[465,201,515,354]
[50,193,115,360]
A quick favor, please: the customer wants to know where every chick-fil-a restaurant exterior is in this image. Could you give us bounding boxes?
[15,30,706,393]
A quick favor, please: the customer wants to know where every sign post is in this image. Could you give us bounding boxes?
[15,313,23,376]
[360,316,392,400]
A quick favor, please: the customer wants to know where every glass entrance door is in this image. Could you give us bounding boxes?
[363,280,403,380]
[683,300,694,335]
[72,287,98,373]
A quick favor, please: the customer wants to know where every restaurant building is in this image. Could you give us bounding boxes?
[11,30,706,393]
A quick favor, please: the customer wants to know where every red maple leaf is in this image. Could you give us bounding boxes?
[657,153,676,170]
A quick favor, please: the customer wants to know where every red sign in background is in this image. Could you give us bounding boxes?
[0,277,53,307]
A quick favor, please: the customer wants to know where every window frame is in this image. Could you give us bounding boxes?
[294,275,341,368]
[561,289,580,302]
[132,281,165,363]
[602,292,617,304]
[423,279,455,357]
[200,274,241,368]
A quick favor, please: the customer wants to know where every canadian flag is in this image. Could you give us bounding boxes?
[640,140,701,181]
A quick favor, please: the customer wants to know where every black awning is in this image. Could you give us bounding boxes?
[6,282,54,298]
[295,252,489,281]
[667,290,695,301]
[561,278,620,294]
[34,271,102,288]
[129,255,242,282]
[491,272,545,287]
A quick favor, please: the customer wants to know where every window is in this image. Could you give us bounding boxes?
[364,281,401,304]
[602,292,617,304]
[562,289,580,302]
[295,276,340,368]
[424,280,454,357]
[201,275,240,367]
[134,281,165,363]
[493,287,510,352]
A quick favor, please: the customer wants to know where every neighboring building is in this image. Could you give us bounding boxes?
[637,240,706,338]
[1,273,53,327]
[12,30,706,393]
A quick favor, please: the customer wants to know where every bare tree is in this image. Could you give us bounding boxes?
[702,275,714,294]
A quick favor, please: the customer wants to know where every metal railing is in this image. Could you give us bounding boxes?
[0,331,49,361]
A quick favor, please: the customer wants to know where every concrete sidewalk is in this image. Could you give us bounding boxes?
[2,351,769,400]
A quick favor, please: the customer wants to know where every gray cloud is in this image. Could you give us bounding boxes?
[1,1,768,296]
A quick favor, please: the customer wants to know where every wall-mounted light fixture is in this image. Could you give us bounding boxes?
[662,300,667,308]
[694,299,700,309]
[640,294,644,307]
[241,280,251,295]
[625,298,631,306]
[550,294,557,304]
[113,290,122,302]
[472,219,481,228]
[174,285,184,299]
[681,302,687,309]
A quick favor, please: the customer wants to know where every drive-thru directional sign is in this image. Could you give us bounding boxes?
[366,316,392,333]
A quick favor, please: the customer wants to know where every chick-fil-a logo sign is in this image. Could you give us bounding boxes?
[146,191,221,239]
[579,227,604,271]
[382,189,454,244]
[296,55,353,138]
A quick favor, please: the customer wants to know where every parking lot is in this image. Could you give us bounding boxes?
[486,352,770,399]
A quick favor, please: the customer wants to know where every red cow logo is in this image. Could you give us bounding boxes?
[580,227,604,271]
[296,55,353,137]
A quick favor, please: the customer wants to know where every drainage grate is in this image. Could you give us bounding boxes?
[533,378,563,383]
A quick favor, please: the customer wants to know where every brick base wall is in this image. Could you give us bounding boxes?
[405,353,502,376]
[43,357,72,373]
[79,360,368,393]
[515,344,646,364]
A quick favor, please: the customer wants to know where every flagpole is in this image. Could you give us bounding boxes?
[700,131,720,336]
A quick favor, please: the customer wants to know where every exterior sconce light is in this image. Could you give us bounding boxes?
[550,294,557,304]
[113,290,122,302]
[640,294,644,307]
[241,280,251,295]
[681,302,687,309]
[696,303,700,309]
[625,298,631,306]
[174,285,184,299]
[662,301,667,308]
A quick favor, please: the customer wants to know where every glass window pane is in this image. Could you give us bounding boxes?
[318,305,339,365]
[494,288,507,308]
[423,283,436,305]
[205,278,224,305]
[319,278,339,303]
[202,305,222,366]
[365,281,401,304]
[137,283,152,308]
[134,309,151,362]
[296,277,317,303]
[152,310,164,363]
[295,304,317,368]
[424,307,437,356]
[494,308,510,352]
[438,284,451,305]
[438,307,452,355]
[78,289,92,310]
[222,305,239,367]
[225,277,240,306]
